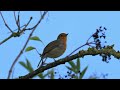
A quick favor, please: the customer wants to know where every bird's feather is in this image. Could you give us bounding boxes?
[42,40,60,57]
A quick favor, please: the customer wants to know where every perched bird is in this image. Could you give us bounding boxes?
[37,33,68,67]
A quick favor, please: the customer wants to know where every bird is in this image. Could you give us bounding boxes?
[37,33,68,67]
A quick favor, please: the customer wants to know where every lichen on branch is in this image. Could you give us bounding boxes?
[19,45,120,79]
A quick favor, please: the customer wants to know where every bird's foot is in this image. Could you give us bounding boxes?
[53,58,57,62]
[42,62,48,66]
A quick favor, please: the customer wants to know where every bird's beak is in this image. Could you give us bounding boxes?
[66,33,68,36]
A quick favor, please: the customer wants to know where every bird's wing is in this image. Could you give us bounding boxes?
[42,40,60,56]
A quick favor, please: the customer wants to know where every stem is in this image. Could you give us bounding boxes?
[68,41,95,56]
[0,34,13,45]
[68,44,87,56]
[0,11,13,33]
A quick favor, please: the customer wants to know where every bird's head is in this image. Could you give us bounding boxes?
[57,33,68,43]
[57,33,68,39]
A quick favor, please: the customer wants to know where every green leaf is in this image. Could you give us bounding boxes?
[68,61,76,69]
[68,61,79,73]
[30,36,41,41]
[38,73,44,79]
[66,66,73,71]
[50,69,54,79]
[19,59,37,79]
[73,75,78,79]
[19,59,34,73]
[79,66,88,79]
[66,66,77,73]
[76,58,80,72]
[30,36,45,46]
[19,61,27,69]
[43,72,50,79]
[26,59,34,72]
[25,46,35,52]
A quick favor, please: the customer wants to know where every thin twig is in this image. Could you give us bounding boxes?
[8,24,26,33]
[17,11,21,31]
[13,11,17,23]
[0,12,38,46]
[68,41,95,56]
[68,32,95,57]
[68,43,87,56]
[18,17,33,35]
[25,11,48,31]
[0,11,13,33]
[0,34,13,45]
[87,34,93,43]
[8,29,34,79]
[7,11,48,79]
[25,11,48,30]
[13,11,21,31]
[12,68,15,79]
[0,16,32,45]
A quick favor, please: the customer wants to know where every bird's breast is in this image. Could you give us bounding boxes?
[47,42,66,58]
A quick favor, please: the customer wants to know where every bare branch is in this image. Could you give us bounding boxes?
[68,41,96,56]
[0,11,13,33]
[17,11,21,31]
[13,11,17,24]
[68,43,87,56]
[68,40,95,56]
[9,24,26,33]
[13,11,21,31]
[68,31,98,56]
[0,34,13,45]
[18,11,20,26]
[0,12,45,46]
[24,11,48,31]
[7,11,48,79]
[87,34,93,43]
[1,14,32,45]
[20,17,33,33]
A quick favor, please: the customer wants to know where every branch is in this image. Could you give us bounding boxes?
[67,26,105,57]
[23,12,48,31]
[19,16,33,34]
[0,11,44,45]
[13,11,21,31]
[68,41,95,56]
[0,12,31,45]
[0,34,13,45]
[7,11,48,79]
[13,11,17,24]
[19,46,120,79]
[18,11,21,31]
[0,11,13,33]
[67,31,95,56]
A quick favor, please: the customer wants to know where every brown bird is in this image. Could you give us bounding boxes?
[37,33,68,67]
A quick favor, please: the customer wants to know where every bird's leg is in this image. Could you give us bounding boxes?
[38,59,46,68]
[42,58,47,65]
[41,59,44,66]
[37,59,43,68]
[53,58,57,62]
